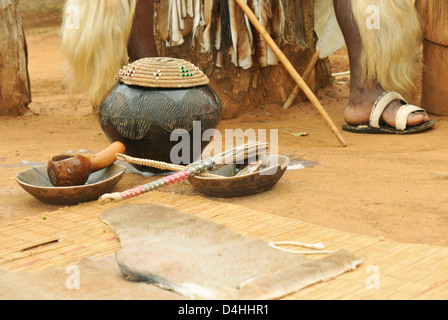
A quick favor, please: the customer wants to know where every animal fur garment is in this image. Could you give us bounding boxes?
[60,0,137,109]
[228,0,254,69]
[165,0,284,68]
[165,0,204,48]
[167,0,185,46]
[247,0,279,67]
[59,0,285,109]
[0,204,363,300]
[200,0,214,53]
[215,0,233,67]
[350,0,422,101]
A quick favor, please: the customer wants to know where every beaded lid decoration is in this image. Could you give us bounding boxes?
[115,57,210,88]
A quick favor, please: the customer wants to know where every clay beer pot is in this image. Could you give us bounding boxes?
[98,57,221,173]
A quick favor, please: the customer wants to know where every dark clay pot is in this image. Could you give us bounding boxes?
[98,82,221,173]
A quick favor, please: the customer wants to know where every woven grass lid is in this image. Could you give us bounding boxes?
[115,57,209,88]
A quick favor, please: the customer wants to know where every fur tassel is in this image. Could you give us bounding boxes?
[172,0,184,45]
[214,0,224,67]
[270,0,284,45]
[186,0,194,17]
[235,0,254,69]
[218,0,232,67]
[181,0,187,19]
[351,0,422,100]
[251,0,277,67]
[167,0,184,46]
[177,0,185,31]
[200,0,214,53]
[200,21,213,53]
[191,0,201,46]
[214,0,222,51]
[60,0,137,109]
[266,0,282,66]
[228,0,239,66]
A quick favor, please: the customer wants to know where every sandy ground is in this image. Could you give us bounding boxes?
[1,15,447,248]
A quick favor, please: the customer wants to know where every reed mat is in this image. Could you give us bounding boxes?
[1,191,447,300]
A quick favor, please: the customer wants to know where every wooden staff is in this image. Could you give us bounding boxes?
[282,50,320,111]
[234,0,347,147]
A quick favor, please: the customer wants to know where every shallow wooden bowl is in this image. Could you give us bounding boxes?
[16,164,126,205]
[188,155,289,198]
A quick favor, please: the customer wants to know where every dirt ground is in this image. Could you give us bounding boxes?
[1,7,447,248]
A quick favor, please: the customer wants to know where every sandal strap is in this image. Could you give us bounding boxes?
[396,104,425,131]
[369,91,407,129]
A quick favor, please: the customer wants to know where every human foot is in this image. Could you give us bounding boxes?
[343,89,435,134]
[345,87,430,126]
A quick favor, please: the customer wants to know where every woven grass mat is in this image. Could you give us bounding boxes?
[1,191,447,300]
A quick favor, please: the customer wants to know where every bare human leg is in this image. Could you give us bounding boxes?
[333,0,430,129]
[128,0,158,61]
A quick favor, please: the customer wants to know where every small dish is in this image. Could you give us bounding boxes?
[188,155,289,198]
[16,164,126,205]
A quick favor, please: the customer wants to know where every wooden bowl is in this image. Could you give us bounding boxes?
[188,155,289,198]
[16,164,126,205]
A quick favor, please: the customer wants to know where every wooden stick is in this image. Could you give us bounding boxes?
[99,160,215,205]
[115,153,223,178]
[234,0,347,147]
[99,141,267,204]
[283,50,320,110]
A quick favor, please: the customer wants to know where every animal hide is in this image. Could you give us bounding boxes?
[186,0,194,17]
[200,0,214,53]
[270,0,284,46]
[215,0,233,68]
[248,0,280,67]
[0,204,362,299]
[229,0,254,69]
[191,0,202,46]
[0,204,362,300]
[167,0,185,46]
[60,0,137,109]
[0,255,182,300]
[351,0,422,101]
[163,0,284,68]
